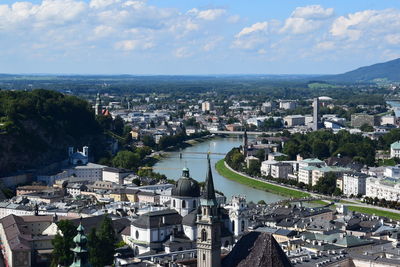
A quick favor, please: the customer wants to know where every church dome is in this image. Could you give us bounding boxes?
[172,168,200,197]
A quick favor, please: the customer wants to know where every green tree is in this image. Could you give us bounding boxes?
[112,150,140,170]
[247,160,261,176]
[313,172,338,195]
[51,220,77,267]
[360,123,374,132]
[88,228,102,267]
[142,135,156,148]
[98,215,117,266]
[311,140,330,158]
[113,116,125,136]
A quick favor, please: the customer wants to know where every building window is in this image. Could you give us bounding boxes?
[241,220,245,232]
[193,200,196,207]
[232,220,235,233]
[203,253,206,261]
[201,229,207,242]
[135,230,139,239]
[173,200,176,208]
[182,200,186,208]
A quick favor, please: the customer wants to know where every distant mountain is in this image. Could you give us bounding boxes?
[322,58,400,83]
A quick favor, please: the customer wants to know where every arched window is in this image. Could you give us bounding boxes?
[182,200,186,208]
[135,230,139,239]
[232,220,235,233]
[201,229,207,242]
[134,246,139,256]
[241,220,245,232]
[173,200,176,208]
[193,200,196,207]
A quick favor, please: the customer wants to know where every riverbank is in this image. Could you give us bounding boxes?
[347,206,400,221]
[215,159,310,198]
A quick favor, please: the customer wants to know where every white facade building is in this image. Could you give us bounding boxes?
[390,141,400,158]
[366,177,400,201]
[342,173,367,196]
[260,160,293,179]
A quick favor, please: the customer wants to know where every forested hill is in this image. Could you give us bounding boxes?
[322,58,400,83]
[0,90,106,176]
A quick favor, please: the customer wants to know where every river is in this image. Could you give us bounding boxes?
[153,137,286,203]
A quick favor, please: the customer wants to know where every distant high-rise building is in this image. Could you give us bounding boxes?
[202,101,214,112]
[95,93,102,116]
[243,128,248,157]
[313,97,319,131]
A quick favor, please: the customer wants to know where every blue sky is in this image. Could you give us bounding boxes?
[1,0,400,74]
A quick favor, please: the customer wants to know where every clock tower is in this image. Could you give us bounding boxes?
[197,154,221,267]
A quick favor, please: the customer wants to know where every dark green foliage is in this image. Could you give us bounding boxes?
[137,169,166,180]
[225,148,245,171]
[0,89,107,175]
[363,196,400,210]
[360,123,374,132]
[142,135,156,148]
[246,160,261,176]
[322,58,400,83]
[86,215,117,267]
[260,118,283,131]
[98,215,117,266]
[112,150,140,170]
[313,172,339,195]
[51,220,77,267]
[282,130,376,165]
[88,228,102,267]
[113,116,125,136]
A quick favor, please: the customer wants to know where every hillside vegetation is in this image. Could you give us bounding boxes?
[0,89,106,176]
[322,58,400,83]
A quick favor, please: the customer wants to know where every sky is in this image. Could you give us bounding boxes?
[1,0,400,75]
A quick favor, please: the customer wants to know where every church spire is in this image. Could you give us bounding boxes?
[243,128,248,157]
[70,222,91,267]
[203,153,217,206]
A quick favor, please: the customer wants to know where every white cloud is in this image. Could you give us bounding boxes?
[386,34,400,45]
[114,39,154,51]
[93,25,114,38]
[188,8,226,21]
[202,36,223,51]
[227,15,240,24]
[281,5,334,34]
[90,0,119,9]
[174,47,192,58]
[330,9,400,41]
[236,22,268,38]
[315,41,335,50]
[292,5,334,20]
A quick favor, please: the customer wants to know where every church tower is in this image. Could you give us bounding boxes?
[70,222,91,267]
[243,128,248,157]
[197,154,221,267]
[95,93,102,116]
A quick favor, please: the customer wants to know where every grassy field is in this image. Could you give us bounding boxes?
[348,206,400,221]
[215,160,310,198]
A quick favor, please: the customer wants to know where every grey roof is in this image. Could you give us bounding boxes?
[182,209,197,227]
[132,209,182,229]
[222,232,292,267]
[171,169,200,198]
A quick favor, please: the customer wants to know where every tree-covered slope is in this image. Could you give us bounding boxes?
[323,58,400,83]
[0,89,106,176]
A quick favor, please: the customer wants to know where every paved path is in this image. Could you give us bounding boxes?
[223,161,315,197]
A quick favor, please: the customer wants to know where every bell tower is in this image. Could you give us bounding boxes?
[197,154,221,267]
[243,128,248,157]
[95,93,102,116]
